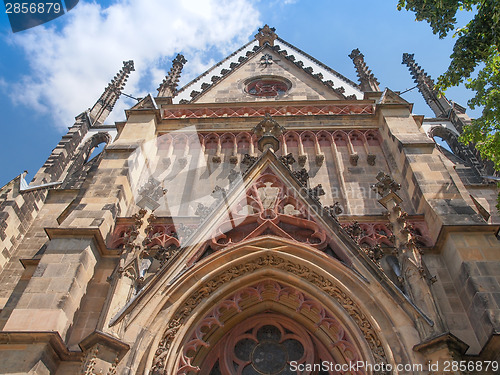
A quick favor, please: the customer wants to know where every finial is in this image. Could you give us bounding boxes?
[349,49,380,92]
[89,60,135,125]
[158,54,187,98]
[371,172,401,197]
[255,25,277,47]
[402,53,451,117]
[252,113,285,152]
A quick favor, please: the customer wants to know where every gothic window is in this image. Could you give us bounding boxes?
[201,314,321,375]
[85,142,105,163]
[62,132,111,189]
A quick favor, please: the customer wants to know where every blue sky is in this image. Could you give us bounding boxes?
[0,0,478,187]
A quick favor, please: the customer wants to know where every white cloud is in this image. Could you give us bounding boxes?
[6,0,261,129]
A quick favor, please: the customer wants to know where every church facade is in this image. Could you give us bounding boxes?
[0,26,499,374]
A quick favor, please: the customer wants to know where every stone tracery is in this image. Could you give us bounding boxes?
[177,281,363,375]
[150,253,389,374]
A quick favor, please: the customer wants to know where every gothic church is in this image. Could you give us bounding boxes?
[0,25,499,375]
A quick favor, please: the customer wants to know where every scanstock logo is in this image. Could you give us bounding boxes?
[4,0,79,32]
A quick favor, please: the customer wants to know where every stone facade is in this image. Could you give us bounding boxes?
[0,26,499,374]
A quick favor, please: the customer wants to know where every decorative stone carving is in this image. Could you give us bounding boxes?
[345,221,363,243]
[162,103,374,119]
[367,153,376,166]
[198,172,328,254]
[324,202,343,218]
[178,282,358,374]
[315,153,325,166]
[90,60,135,125]
[229,155,238,164]
[374,173,444,339]
[260,53,274,67]
[80,346,98,375]
[176,223,195,240]
[255,24,277,46]
[195,203,211,220]
[297,154,307,167]
[211,185,228,200]
[151,255,389,374]
[362,244,384,266]
[228,169,239,184]
[279,153,296,168]
[177,157,187,169]
[307,184,325,200]
[137,178,167,210]
[157,54,187,98]
[252,113,286,152]
[241,153,258,170]
[350,153,359,166]
[348,48,380,92]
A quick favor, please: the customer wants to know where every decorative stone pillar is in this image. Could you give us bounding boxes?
[252,113,285,153]
[79,331,129,375]
[3,237,100,340]
[373,172,469,374]
[373,172,443,338]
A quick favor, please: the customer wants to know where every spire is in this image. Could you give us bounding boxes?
[402,53,451,117]
[348,49,380,92]
[89,60,135,125]
[255,25,277,47]
[157,54,187,98]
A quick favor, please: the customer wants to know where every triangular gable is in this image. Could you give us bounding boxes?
[174,37,363,104]
[108,150,434,327]
[181,150,363,267]
[191,47,347,103]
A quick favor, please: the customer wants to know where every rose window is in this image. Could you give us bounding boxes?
[245,77,291,97]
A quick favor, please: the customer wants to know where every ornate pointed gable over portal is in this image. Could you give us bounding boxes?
[0,26,499,375]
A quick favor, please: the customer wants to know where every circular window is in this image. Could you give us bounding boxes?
[245,77,291,97]
[221,315,314,375]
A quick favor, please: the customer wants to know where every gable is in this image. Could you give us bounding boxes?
[174,39,363,104]
[194,48,345,103]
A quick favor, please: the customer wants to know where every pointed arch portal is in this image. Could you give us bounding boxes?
[145,237,403,375]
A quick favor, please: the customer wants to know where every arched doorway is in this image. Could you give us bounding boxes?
[143,239,413,375]
[168,279,369,375]
[201,313,336,375]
